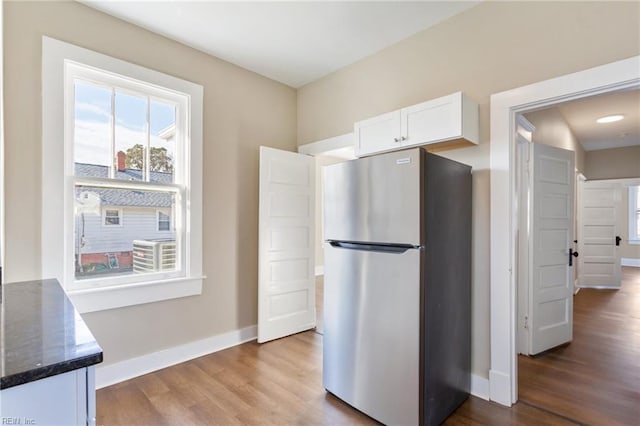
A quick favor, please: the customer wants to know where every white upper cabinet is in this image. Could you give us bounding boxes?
[353,110,401,157]
[354,92,478,157]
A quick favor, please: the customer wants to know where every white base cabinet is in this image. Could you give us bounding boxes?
[1,367,96,426]
[354,92,478,157]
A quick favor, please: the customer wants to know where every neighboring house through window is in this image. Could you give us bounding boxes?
[630,185,640,244]
[42,37,204,312]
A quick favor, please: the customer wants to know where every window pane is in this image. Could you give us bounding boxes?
[74,80,111,177]
[636,186,640,209]
[158,211,171,231]
[114,91,147,181]
[75,185,177,280]
[150,100,176,183]
[104,209,121,226]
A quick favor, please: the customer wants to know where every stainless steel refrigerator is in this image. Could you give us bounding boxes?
[323,147,471,426]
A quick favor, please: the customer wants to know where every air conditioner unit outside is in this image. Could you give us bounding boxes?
[133,239,176,273]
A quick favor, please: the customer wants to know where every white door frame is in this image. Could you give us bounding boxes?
[489,55,640,406]
[515,117,533,356]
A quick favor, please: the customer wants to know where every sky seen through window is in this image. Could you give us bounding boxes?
[74,80,176,169]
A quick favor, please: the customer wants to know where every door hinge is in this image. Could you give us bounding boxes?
[524,316,529,329]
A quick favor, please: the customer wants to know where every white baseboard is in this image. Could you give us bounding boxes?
[96,325,257,389]
[489,369,512,407]
[470,374,489,400]
[315,265,324,276]
[621,258,640,267]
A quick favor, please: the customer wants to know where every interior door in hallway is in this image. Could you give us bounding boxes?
[528,143,575,355]
[258,146,316,343]
[577,180,622,288]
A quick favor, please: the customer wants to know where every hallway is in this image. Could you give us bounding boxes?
[518,266,640,425]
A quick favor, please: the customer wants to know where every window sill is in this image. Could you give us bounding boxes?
[67,276,205,313]
[629,240,640,245]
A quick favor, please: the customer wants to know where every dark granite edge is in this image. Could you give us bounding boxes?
[1,351,103,390]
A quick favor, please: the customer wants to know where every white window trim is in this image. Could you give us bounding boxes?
[157,209,172,232]
[102,208,123,227]
[629,185,640,244]
[42,36,204,313]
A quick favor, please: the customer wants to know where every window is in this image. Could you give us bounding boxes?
[103,209,122,226]
[71,69,181,282]
[630,185,640,244]
[157,210,171,231]
[43,37,204,313]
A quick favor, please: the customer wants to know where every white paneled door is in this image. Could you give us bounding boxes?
[258,147,315,343]
[528,144,575,355]
[577,181,622,288]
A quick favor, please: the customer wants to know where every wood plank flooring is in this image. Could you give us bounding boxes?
[518,266,640,426]
[97,268,639,425]
[97,330,577,426]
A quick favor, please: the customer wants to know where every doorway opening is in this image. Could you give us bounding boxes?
[489,55,640,406]
[298,135,356,335]
[513,89,640,424]
[516,87,640,355]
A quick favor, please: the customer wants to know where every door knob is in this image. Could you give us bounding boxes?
[569,248,579,267]
[616,236,622,246]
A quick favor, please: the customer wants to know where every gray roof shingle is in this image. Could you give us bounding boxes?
[75,163,174,208]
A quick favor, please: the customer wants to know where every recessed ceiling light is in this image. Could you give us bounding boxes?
[596,114,624,124]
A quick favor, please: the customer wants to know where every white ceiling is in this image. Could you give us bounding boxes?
[527,89,640,152]
[80,1,480,88]
[556,89,640,151]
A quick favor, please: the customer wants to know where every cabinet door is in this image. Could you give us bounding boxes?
[400,93,462,147]
[354,110,401,157]
[1,369,88,425]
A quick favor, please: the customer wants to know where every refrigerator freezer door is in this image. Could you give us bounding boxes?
[323,243,420,426]
[323,148,422,246]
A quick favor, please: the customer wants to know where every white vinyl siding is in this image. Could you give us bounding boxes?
[78,207,175,254]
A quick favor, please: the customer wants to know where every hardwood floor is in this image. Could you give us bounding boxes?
[97,269,639,425]
[98,329,578,426]
[518,266,640,426]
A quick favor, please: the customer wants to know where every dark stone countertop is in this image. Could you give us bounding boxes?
[0,279,103,390]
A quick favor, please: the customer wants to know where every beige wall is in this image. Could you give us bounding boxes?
[524,108,586,173]
[297,1,640,378]
[585,146,640,180]
[4,2,296,365]
[314,155,345,269]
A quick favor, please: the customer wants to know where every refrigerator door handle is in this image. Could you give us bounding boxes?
[328,241,420,253]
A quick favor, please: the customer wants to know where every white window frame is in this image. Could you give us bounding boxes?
[629,185,640,244]
[157,209,172,232]
[42,37,204,313]
[102,208,123,227]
